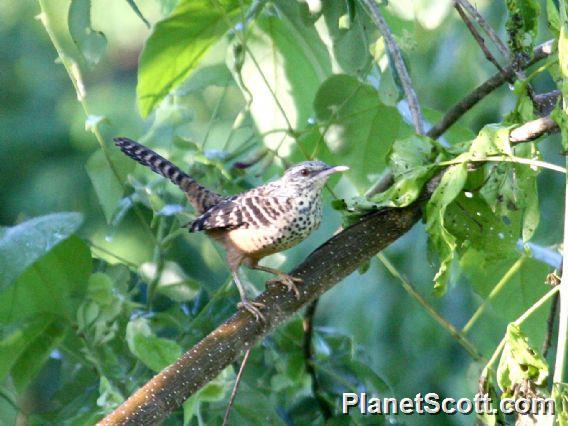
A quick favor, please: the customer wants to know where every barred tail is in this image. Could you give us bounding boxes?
[113,137,222,213]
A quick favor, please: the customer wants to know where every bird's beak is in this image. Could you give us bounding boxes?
[320,165,349,177]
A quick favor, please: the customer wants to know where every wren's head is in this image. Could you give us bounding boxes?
[279,161,349,194]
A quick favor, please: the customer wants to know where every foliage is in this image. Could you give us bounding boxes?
[1,0,567,424]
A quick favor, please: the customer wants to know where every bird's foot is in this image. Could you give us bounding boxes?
[237,298,266,322]
[267,274,303,299]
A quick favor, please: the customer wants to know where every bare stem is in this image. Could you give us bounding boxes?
[378,253,484,361]
[360,0,425,135]
[222,349,251,426]
[454,2,508,77]
[302,299,332,420]
[453,0,510,59]
[427,40,554,140]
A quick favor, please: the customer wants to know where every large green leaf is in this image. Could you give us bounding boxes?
[314,74,409,192]
[0,236,92,323]
[0,315,66,392]
[0,212,83,291]
[229,1,332,158]
[126,317,182,372]
[310,0,377,76]
[137,0,249,117]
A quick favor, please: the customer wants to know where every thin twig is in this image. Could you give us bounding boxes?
[302,300,332,420]
[453,0,510,59]
[222,348,251,426]
[462,257,526,334]
[427,40,554,140]
[360,0,425,135]
[481,286,561,380]
[454,2,508,77]
[378,253,484,361]
[542,293,559,358]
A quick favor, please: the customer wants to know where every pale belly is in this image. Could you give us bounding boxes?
[226,210,321,257]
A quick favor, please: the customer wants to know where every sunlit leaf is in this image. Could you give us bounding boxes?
[68,0,107,66]
[497,323,548,396]
[425,162,468,294]
[0,212,83,291]
[0,236,91,323]
[314,74,409,192]
[137,0,249,117]
[126,317,182,371]
[230,2,332,158]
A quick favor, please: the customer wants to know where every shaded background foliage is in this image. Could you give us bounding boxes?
[0,0,565,424]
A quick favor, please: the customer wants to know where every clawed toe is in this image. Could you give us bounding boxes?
[267,275,303,299]
[237,299,266,322]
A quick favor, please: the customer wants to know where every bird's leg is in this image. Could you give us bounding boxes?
[231,271,266,322]
[252,265,303,299]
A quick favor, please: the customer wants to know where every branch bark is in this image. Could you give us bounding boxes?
[99,111,556,425]
[427,40,554,140]
[100,203,422,425]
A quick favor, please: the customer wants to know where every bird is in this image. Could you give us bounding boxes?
[113,137,348,321]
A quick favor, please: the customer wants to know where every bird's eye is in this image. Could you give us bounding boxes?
[300,168,310,177]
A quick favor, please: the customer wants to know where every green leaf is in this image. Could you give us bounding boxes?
[0,212,83,292]
[11,319,66,392]
[126,317,182,371]
[137,0,249,117]
[228,383,286,425]
[139,261,200,302]
[312,1,376,76]
[230,3,332,158]
[86,149,134,223]
[183,368,232,424]
[314,74,409,191]
[547,0,561,34]
[497,323,548,396]
[0,315,58,382]
[68,0,107,66]
[125,0,150,28]
[0,236,92,323]
[97,376,124,409]
[505,0,540,56]
[461,254,548,341]
[426,162,468,294]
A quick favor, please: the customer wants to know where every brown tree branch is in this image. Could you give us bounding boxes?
[453,0,510,59]
[360,0,425,135]
[454,2,508,77]
[222,348,251,426]
[510,115,559,143]
[98,111,556,425]
[427,40,554,140]
[99,204,422,425]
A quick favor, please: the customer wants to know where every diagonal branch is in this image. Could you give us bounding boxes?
[454,2,508,77]
[453,0,509,59]
[98,112,555,425]
[360,0,425,135]
[100,203,422,425]
[427,40,554,140]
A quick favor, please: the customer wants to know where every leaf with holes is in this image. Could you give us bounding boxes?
[68,0,107,66]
